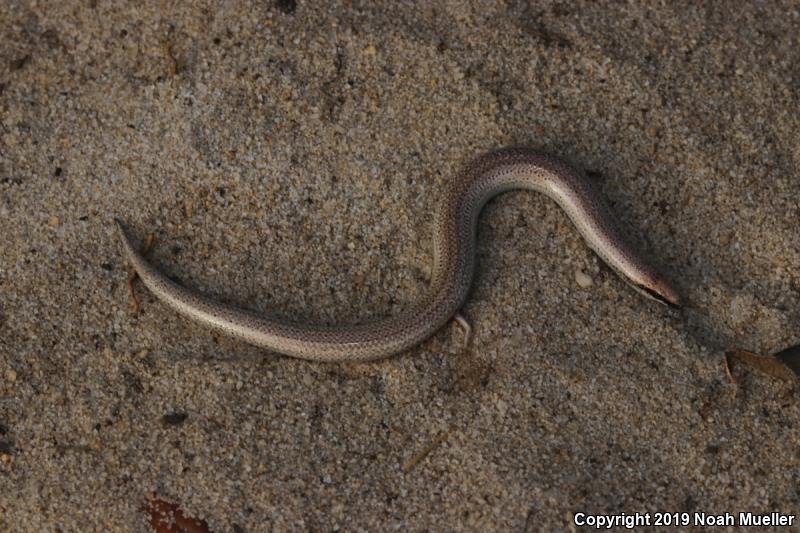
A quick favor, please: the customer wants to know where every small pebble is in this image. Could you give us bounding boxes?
[575,269,593,289]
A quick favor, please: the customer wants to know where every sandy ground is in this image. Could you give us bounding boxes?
[1,1,799,531]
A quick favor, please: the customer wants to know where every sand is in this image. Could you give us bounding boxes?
[1,1,799,531]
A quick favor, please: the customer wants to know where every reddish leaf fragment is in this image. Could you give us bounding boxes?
[144,494,212,533]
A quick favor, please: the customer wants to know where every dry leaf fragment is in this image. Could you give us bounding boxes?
[724,349,798,383]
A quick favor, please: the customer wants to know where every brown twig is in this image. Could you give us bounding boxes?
[403,429,451,472]
[164,41,178,77]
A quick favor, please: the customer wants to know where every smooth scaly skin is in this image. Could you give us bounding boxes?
[116,147,680,362]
